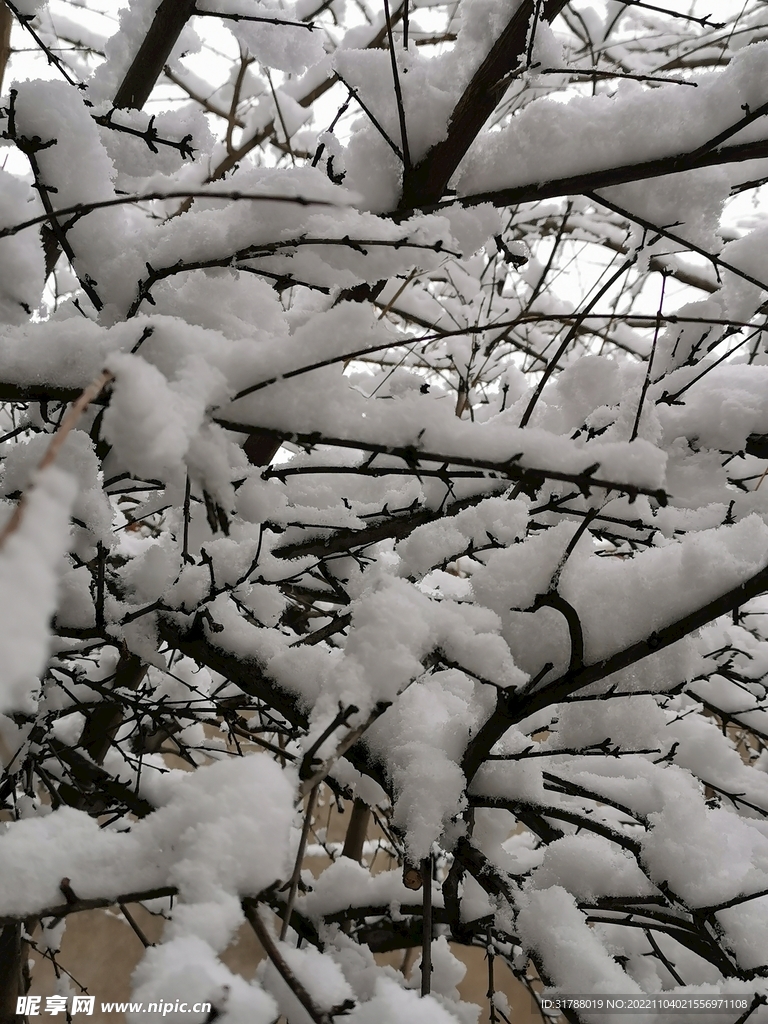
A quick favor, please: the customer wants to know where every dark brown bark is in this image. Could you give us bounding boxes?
[0,2,12,95]
[243,431,281,467]
[80,650,147,765]
[462,555,768,782]
[341,798,370,862]
[53,740,154,817]
[113,0,196,110]
[398,0,569,210]
[0,924,21,1024]
[433,136,768,215]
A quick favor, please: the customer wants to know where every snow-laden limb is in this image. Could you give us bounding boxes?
[130,936,279,1024]
[343,977,465,1024]
[5,0,768,1018]
[0,754,294,929]
[456,42,768,209]
[517,886,645,998]
[0,467,76,715]
[198,0,325,75]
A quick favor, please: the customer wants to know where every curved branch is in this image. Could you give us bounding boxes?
[463,559,768,782]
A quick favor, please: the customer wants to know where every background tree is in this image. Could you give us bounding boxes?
[2,0,768,1022]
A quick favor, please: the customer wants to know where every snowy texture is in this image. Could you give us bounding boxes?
[0,754,295,928]
[3,0,768,1018]
[0,467,76,714]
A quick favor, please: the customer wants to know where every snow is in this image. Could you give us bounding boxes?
[102,351,229,482]
[470,514,768,676]
[130,936,277,1024]
[88,0,200,107]
[517,886,643,997]
[561,515,768,663]
[227,377,669,493]
[529,833,657,901]
[12,80,130,311]
[717,896,768,971]
[99,105,214,187]
[0,467,76,715]
[458,42,768,200]
[642,796,768,908]
[656,362,768,454]
[0,430,113,547]
[545,694,669,753]
[396,496,528,577]
[49,710,85,746]
[258,936,355,1024]
[407,937,480,1024]
[337,0,524,209]
[0,169,45,323]
[345,977,464,1024]
[199,0,325,75]
[0,754,296,932]
[371,669,483,858]
[5,0,768,1012]
[300,857,435,917]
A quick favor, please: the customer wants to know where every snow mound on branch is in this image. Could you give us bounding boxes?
[0,466,76,715]
[0,169,45,324]
[0,753,296,944]
[102,351,230,482]
[517,886,643,999]
[407,938,480,1024]
[642,795,768,908]
[202,0,325,74]
[529,833,656,901]
[0,430,113,548]
[258,936,355,1024]
[458,41,768,198]
[346,977,464,1024]
[130,935,277,1024]
[12,80,135,311]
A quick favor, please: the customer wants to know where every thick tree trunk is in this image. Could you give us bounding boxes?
[113,0,196,110]
[0,924,22,1024]
[341,799,370,862]
[0,2,12,95]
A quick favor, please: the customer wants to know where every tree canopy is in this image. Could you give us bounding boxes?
[2,0,768,1021]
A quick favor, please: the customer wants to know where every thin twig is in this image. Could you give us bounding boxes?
[298,702,392,797]
[117,903,154,948]
[0,369,113,550]
[0,190,346,242]
[244,904,336,1024]
[420,854,432,996]
[519,256,636,428]
[280,785,319,941]
[630,272,666,442]
[383,0,411,171]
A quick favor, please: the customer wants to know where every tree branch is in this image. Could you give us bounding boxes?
[113,0,196,110]
[463,560,768,781]
[431,136,768,215]
[398,0,568,209]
